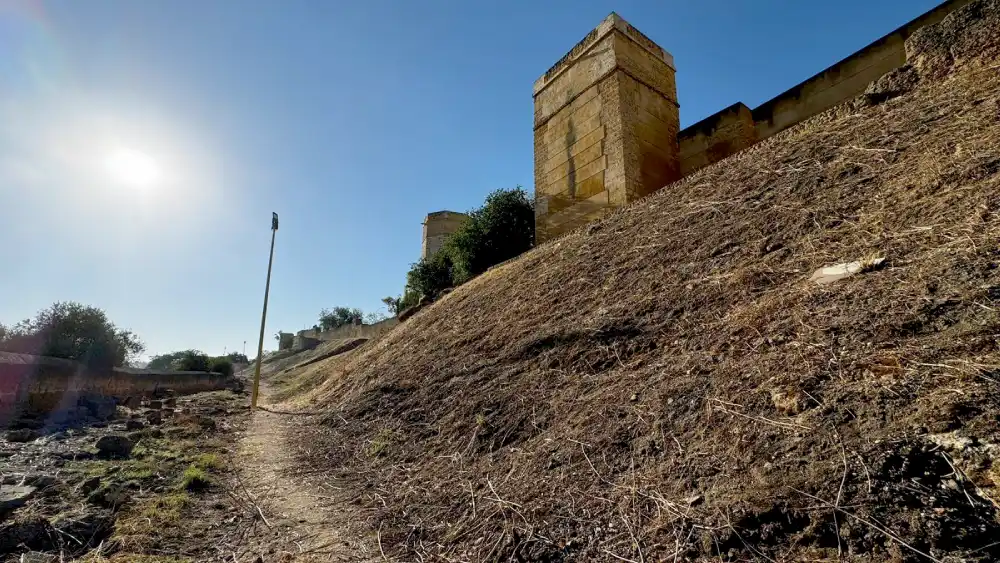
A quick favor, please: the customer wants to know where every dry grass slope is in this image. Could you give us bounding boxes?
[282,3,1000,560]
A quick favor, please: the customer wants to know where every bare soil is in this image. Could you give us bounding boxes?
[270,3,1000,561]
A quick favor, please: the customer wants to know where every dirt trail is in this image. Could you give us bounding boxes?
[234,383,373,562]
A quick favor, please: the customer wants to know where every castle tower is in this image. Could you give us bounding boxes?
[421,211,469,259]
[533,14,681,242]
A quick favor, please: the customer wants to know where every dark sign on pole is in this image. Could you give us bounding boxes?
[272,212,279,231]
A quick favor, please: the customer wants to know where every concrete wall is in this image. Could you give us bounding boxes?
[0,352,234,417]
[679,103,758,177]
[422,211,469,260]
[533,13,680,243]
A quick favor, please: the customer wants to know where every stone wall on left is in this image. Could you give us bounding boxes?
[0,352,235,420]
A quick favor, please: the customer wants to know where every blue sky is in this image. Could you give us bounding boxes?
[0,0,942,359]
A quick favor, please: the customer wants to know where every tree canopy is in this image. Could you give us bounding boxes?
[0,302,144,368]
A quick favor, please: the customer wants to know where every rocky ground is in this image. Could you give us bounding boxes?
[0,387,253,562]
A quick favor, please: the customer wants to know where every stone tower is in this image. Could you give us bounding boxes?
[533,14,681,243]
[421,211,469,259]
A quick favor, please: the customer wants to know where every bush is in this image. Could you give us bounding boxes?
[318,306,363,331]
[0,302,144,368]
[405,251,455,301]
[208,357,234,377]
[402,187,534,300]
[173,350,210,372]
[180,466,211,491]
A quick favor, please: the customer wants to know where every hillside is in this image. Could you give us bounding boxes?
[274,3,1000,561]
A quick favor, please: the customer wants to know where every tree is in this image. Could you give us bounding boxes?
[225,352,249,364]
[209,356,234,377]
[147,350,189,371]
[0,302,144,368]
[174,350,211,372]
[447,187,534,284]
[405,250,454,301]
[381,296,402,315]
[400,187,534,301]
[318,307,363,331]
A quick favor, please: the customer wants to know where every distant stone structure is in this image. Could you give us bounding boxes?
[533,14,680,243]
[277,332,294,351]
[534,0,974,242]
[422,211,469,259]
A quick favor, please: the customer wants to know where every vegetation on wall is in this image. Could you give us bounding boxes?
[0,301,144,368]
[318,306,363,331]
[147,349,235,376]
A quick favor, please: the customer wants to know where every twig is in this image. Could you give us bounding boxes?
[378,522,390,561]
[791,488,943,562]
[834,444,849,557]
[711,402,812,431]
[603,550,640,563]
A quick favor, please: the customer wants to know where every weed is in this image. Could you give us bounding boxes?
[368,428,399,457]
[180,466,211,491]
[193,452,222,470]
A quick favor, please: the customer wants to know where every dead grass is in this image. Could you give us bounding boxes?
[278,3,1000,561]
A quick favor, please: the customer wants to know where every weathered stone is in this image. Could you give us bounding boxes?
[87,484,130,509]
[20,551,57,563]
[146,410,163,425]
[164,397,177,408]
[76,476,102,496]
[122,396,141,410]
[0,485,36,518]
[95,435,133,459]
[0,518,51,553]
[5,429,41,443]
[79,394,117,420]
[148,400,162,409]
[125,419,144,431]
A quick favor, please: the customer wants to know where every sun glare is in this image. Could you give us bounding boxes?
[106,148,160,187]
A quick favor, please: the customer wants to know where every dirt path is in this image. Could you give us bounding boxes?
[233,384,374,562]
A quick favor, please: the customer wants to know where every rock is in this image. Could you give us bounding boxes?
[56,451,94,461]
[0,518,52,553]
[770,387,808,416]
[164,397,177,408]
[198,416,217,431]
[9,417,44,431]
[148,400,163,409]
[122,396,141,410]
[23,475,60,492]
[0,485,36,518]
[87,484,130,509]
[809,256,885,285]
[20,551,57,563]
[146,411,163,425]
[95,435,133,459]
[79,394,117,420]
[5,429,41,443]
[76,476,102,496]
[125,419,144,431]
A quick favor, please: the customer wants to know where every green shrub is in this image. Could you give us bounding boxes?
[208,357,234,377]
[173,351,210,372]
[180,466,211,491]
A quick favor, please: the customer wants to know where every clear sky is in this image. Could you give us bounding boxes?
[1,0,943,359]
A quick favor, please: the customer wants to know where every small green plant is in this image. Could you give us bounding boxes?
[193,453,222,470]
[368,428,399,457]
[180,466,211,491]
[475,413,487,427]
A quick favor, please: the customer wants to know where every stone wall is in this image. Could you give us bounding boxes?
[297,317,399,345]
[679,103,758,177]
[0,352,234,419]
[422,211,469,259]
[750,0,973,140]
[532,1,973,239]
[533,13,680,243]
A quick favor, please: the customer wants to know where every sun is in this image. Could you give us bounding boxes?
[106,148,160,187]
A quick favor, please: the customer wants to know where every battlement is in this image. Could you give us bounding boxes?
[533,0,974,242]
